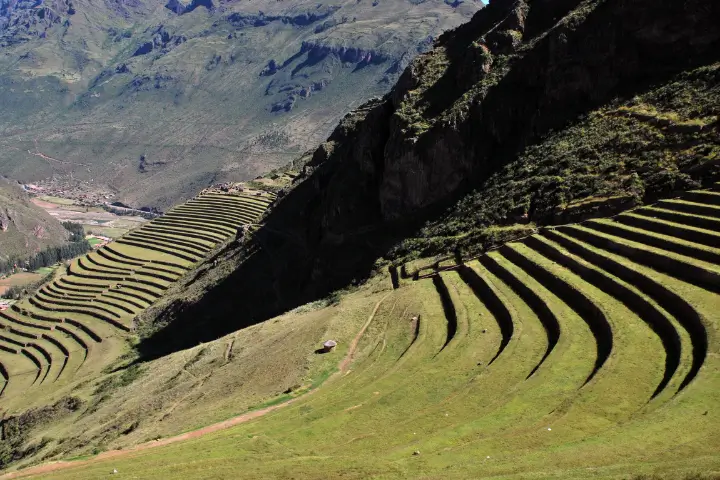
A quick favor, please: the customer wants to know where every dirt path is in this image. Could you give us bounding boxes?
[0,293,392,479]
[28,138,88,167]
[340,292,391,373]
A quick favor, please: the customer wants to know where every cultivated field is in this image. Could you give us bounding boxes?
[0,192,275,410]
[30,197,146,239]
[0,273,43,297]
[2,186,718,479]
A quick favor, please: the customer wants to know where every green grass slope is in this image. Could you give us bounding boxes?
[0,190,273,420]
[391,60,720,262]
[1,187,719,479]
[130,0,720,356]
[1,0,719,477]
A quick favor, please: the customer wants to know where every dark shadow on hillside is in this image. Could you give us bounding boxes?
[418,0,512,119]
[135,100,402,359]
[135,168,490,362]
[135,0,720,361]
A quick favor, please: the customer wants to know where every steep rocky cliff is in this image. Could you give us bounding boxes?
[138,0,720,355]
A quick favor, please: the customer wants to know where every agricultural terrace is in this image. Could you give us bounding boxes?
[0,192,275,406]
[8,186,720,479]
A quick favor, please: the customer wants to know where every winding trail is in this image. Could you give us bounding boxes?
[340,292,391,373]
[0,292,391,480]
[27,138,88,167]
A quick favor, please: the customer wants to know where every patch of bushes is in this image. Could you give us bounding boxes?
[62,221,85,242]
[94,364,144,396]
[0,397,83,469]
[87,364,145,413]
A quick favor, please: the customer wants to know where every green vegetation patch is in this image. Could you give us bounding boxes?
[0,397,83,469]
[391,63,720,262]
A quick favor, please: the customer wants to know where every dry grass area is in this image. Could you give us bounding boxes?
[4,279,391,471]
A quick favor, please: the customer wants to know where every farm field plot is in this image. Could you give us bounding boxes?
[0,192,275,408]
[0,272,43,296]
[4,189,718,480]
[0,266,60,297]
[30,197,147,239]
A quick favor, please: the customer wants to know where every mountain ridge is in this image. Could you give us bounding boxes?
[0,0,719,476]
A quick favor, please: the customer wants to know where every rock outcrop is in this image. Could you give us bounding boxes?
[374,0,720,219]
[131,26,186,57]
[0,0,72,44]
[0,208,10,231]
[298,40,388,65]
[224,7,340,27]
[164,0,212,15]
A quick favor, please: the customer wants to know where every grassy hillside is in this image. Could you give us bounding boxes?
[1,280,382,471]
[0,189,274,422]
[392,62,720,261]
[0,0,481,209]
[2,187,720,478]
[0,177,68,261]
[0,0,719,478]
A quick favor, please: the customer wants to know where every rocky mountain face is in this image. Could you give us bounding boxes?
[138,0,720,355]
[376,0,719,220]
[0,177,69,261]
[0,0,74,45]
[0,0,482,209]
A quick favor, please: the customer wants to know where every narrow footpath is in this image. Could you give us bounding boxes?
[0,293,391,479]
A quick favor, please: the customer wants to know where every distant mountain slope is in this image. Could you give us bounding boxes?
[135,0,720,354]
[0,177,69,260]
[0,0,482,209]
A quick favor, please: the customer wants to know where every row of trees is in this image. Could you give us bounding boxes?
[25,240,91,271]
[103,205,159,219]
[0,222,91,278]
[62,221,85,242]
